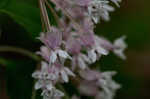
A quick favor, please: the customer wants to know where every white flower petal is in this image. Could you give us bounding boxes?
[88,49,97,63]
[103,5,115,12]
[50,51,57,63]
[113,36,127,60]
[41,61,49,72]
[35,81,43,90]
[92,16,99,23]
[98,71,121,99]
[96,46,109,55]
[54,89,64,97]
[46,83,53,91]
[60,70,69,82]
[80,54,91,63]
[64,67,75,77]
[114,36,127,50]
[78,57,87,70]
[57,50,71,59]
[114,50,126,60]
[32,71,41,78]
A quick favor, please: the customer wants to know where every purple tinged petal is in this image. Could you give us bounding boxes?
[39,27,62,50]
[37,46,50,62]
[78,80,99,96]
[66,37,82,54]
[82,18,94,34]
[80,33,95,47]
[79,69,101,81]
[94,35,114,51]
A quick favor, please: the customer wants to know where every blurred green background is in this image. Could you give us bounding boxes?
[0,0,150,99]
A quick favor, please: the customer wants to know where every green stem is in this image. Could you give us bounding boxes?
[31,81,36,99]
[0,46,40,61]
[39,0,51,31]
[45,0,63,28]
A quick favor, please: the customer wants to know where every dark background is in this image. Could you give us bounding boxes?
[0,0,150,99]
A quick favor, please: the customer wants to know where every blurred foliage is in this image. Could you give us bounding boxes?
[0,0,150,99]
[0,57,36,99]
[0,0,41,39]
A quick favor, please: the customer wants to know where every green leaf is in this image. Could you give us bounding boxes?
[0,0,9,9]
[0,57,36,99]
[0,0,41,39]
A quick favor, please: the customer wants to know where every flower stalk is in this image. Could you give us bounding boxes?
[0,46,40,61]
[45,0,63,28]
[39,0,51,31]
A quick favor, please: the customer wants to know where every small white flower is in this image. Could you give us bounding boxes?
[113,36,127,60]
[78,56,87,70]
[32,61,58,80]
[49,49,72,63]
[34,79,54,90]
[87,37,109,63]
[94,37,109,55]
[32,61,48,79]
[88,0,115,23]
[32,61,60,93]
[42,88,64,99]
[46,83,54,91]
[80,54,91,63]
[36,46,51,62]
[50,51,57,63]
[34,80,43,90]
[64,67,75,77]
[60,67,75,82]
[60,69,69,82]
[88,49,97,63]
[77,54,91,70]
[98,71,121,99]
[56,49,72,59]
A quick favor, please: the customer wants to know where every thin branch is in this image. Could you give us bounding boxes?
[39,6,46,32]
[39,0,51,31]
[0,46,40,61]
[49,1,83,33]
[45,0,63,28]
[31,80,36,99]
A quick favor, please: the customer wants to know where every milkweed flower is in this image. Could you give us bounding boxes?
[32,0,126,99]
[113,36,127,60]
[88,0,114,23]
[78,70,121,99]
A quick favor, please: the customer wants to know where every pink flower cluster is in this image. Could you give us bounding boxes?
[32,0,126,99]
